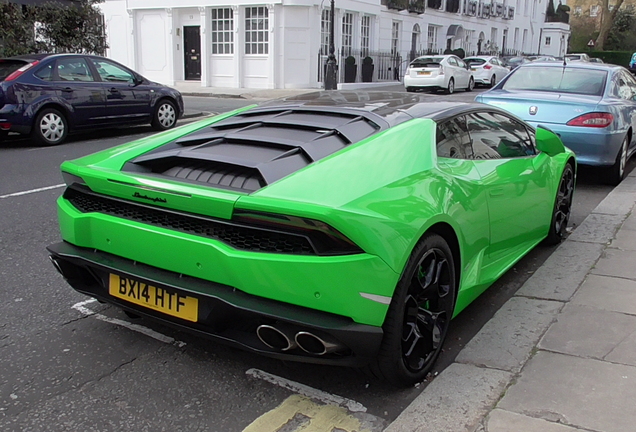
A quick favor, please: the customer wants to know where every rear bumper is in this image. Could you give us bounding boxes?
[0,104,31,134]
[404,74,447,88]
[48,241,384,366]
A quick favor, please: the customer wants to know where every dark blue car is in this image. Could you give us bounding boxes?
[0,53,184,145]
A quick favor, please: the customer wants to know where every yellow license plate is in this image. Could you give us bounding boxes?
[471,68,477,71]
[417,71,431,75]
[109,274,198,322]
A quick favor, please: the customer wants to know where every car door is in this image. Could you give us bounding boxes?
[455,57,471,88]
[50,56,107,127]
[466,111,553,273]
[88,58,152,123]
[446,56,460,87]
[614,71,636,153]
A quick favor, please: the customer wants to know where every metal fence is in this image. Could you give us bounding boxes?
[317,48,407,84]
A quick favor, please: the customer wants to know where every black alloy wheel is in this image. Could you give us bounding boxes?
[489,75,496,87]
[370,233,456,385]
[545,163,575,245]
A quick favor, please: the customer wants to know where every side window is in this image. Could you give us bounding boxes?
[466,112,536,159]
[34,63,53,81]
[436,116,473,159]
[447,57,458,67]
[621,71,636,98]
[90,59,135,83]
[456,58,467,69]
[55,58,94,82]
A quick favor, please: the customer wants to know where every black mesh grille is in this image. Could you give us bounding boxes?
[64,187,314,255]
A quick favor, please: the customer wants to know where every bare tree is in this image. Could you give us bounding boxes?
[595,0,626,50]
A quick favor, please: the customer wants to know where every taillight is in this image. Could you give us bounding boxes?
[484,64,492,70]
[4,60,40,81]
[439,65,444,75]
[233,211,363,255]
[566,112,614,128]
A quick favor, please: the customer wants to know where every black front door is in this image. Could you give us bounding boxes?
[184,26,201,80]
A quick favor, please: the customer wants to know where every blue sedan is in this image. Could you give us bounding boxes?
[476,61,636,184]
[0,53,184,146]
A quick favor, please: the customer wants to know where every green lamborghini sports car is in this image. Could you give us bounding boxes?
[47,91,575,385]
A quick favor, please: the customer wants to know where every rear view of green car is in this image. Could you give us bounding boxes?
[48,91,575,385]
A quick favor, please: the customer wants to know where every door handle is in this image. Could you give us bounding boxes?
[489,188,505,197]
[109,87,120,93]
[61,87,73,93]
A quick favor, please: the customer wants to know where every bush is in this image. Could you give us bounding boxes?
[589,50,633,67]
[345,55,356,65]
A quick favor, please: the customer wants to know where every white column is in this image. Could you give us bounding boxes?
[165,8,175,85]
[232,5,241,88]
[267,4,276,89]
[127,9,136,70]
[199,7,210,87]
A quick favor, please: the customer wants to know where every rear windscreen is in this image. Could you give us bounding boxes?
[410,57,443,67]
[502,67,608,96]
[0,60,27,81]
[465,59,486,65]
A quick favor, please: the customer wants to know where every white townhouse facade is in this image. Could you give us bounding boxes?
[99,0,569,89]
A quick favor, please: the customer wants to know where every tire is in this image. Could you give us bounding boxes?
[489,75,496,87]
[606,134,629,186]
[446,78,455,95]
[151,99,178,131]
[123,310,141,319]
[465,77,474,92]
[544,163,575,245]
[406,87,415,93]
[32,108,68,146]
[0,129,8,142]
[369,233,457,386]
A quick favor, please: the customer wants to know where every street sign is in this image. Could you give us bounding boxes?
[587,39,596,48]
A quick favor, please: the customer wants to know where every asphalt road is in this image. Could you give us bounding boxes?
[0,89,632,431]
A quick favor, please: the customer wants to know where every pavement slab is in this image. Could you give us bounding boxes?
[608,227,636,250]
[565,213,625,244]
[538,304,636,359]
[592,189,636,216]
[485,409,585,432]
[591,248,636,280]
[383,363,512,432]
[498,351,636,432]
[516,240,605,301]
[620,212,636,231]
[456,297,562,373]
[571,274,636,315]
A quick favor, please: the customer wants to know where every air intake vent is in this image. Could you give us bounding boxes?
[124,107,383,193]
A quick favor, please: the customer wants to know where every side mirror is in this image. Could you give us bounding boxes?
[535,125,565,156]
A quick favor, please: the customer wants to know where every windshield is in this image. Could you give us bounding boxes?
[0,60,27,81]
[502,67,608,96]
[410,57,443,67]
[465,58,486,65]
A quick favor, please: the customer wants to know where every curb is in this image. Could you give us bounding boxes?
[384,173,636,432]
[180,93,247,99]
[181,111,213,120]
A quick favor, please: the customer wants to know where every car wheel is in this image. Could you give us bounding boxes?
[446,78,455,95]
[151,99,177,131]
[32,108,68,146]
[465,77,474,92]
[370,233,456,385]
[0,129,8,142]
[406,87,415,93]
[489,75,496,87]
[544,163,575,245]
[607,134,629,185]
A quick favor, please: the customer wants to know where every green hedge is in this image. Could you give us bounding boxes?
[587,51,634,67]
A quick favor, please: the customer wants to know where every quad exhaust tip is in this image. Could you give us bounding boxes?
[295,331,340,356]
[256,325,297,351]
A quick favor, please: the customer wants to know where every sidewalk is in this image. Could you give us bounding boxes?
[172,80,401,100]
[385,170,636,432]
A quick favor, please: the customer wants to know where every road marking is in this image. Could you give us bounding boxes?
[242,394,372,432]
[71,299,186,347]
[0,184,64,199]
[246,368,367,413]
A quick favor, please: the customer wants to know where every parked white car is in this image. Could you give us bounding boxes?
[404,55,474,94]
[565,53,591,62]
[464,56,510,87]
